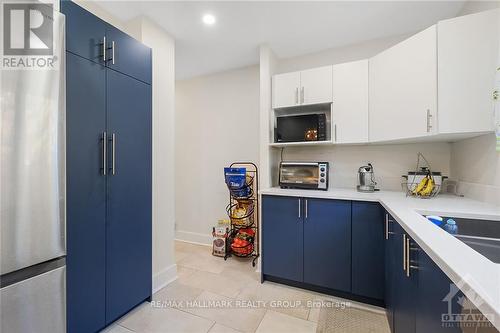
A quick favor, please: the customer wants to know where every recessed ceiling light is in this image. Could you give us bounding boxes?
[202,14,216,25]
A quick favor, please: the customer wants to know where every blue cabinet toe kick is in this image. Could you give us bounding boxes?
[262,274,386,308]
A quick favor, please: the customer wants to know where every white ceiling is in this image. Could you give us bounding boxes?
[96,1,466,80]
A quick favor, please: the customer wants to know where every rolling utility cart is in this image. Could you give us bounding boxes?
[223,162,259,267]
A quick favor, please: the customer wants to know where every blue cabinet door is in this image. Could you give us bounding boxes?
[105,69,152,323]
[66,52,106,333]
[262,195,304,282]
[416,251,463,333]
[106,25,152,84]
[61,0,106,64]
[304,199,351,292]
[384,212,397,332]
[351,202,385,300]
[393,224,417,333]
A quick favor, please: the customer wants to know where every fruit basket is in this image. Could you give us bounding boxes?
[401,178,442,198]
[226,200,255,228]
[229,228,255,257]
[402,153,443,199]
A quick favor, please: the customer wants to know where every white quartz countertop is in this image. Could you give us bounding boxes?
[260,187,500,328]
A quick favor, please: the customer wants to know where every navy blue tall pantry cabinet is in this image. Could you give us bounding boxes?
[63,1,152,332]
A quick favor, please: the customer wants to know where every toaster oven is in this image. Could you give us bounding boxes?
[279,162,329,190]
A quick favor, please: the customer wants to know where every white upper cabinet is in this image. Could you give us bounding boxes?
[300,66,333,106]
[272,72,301,108]
[272,66,332,108]
[369,26,437,142]
[332,60,369,144]
[437,9,499,134]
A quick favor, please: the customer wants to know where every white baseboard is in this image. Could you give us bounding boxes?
[175,230,212,246]
[152,264,177,294]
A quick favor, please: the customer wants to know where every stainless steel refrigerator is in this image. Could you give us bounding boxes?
[1,8,66,333]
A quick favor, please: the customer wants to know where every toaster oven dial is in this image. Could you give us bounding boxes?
[318,163,328,190]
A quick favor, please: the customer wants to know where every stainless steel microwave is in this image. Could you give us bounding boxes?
[279,162,329,190]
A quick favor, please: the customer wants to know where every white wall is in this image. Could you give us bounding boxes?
[73,0,129,33]
[259,45,279,189]
[127,17,177,292]
[281,143,452,191]
[175,66,260,244]
[459,0,500,15]
[72,2,177,292]
[451,134,500,206]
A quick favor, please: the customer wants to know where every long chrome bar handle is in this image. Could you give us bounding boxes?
[406,237,411,277]
[402,234,407,271]
[112,41,115,65]
[111,133,116,175]
[101,132,107,175]
[385,213,395,240]
[305,199,308,219]
[385,214,389,240]
[102,36,106,63]
[426,109,432,133]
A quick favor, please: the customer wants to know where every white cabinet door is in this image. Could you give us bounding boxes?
[300,66,333,105]
[369,26,437,142]
[437,9,499,134]
[272,71,300,108]
[332,60,369,144]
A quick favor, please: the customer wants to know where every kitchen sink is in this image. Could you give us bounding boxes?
[425,215,500,264]
[455,235,500,264]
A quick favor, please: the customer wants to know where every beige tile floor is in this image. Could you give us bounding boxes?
[103,241,388,333]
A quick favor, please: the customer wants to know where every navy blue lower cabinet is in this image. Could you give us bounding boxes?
[262,195,304,282]
[303,199,352,292]
[384,212,397,332]
[416,251,463,333]
[393,224,417,333]
[351,202,385,300]
[66,52,107,333]
[105,69,152,323]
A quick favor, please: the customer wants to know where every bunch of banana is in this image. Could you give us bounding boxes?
[413,175,435,197]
